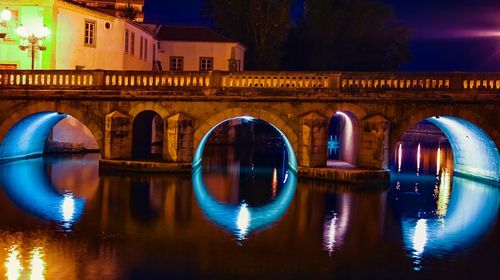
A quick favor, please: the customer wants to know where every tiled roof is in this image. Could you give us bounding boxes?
[156,26,236,43]
[60,0,115,17]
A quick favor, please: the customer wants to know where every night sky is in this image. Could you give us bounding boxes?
[143,0,500,72]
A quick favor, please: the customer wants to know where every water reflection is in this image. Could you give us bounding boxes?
[0,149,496,278]
[395,174,500,268]
[192,164,297,240]
[30,247,45,280]
[5,245,22,280]
[322,194,350,255]
[0,157,85,230]
[1,235,49,280]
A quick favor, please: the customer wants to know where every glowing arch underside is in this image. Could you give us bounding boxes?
[191,116,299,239]
[0,112,68,161]
[193,116,297,172]
[427,116,500,182]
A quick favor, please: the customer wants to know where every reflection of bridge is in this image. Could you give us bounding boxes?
[0,70,499,181]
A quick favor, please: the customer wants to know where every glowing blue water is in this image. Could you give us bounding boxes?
[0,157,85,229]
[401,176,499,260]
[192,165,297,240]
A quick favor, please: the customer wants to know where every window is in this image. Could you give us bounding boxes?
[229,59,241,72]
[199,57,213,71]
[130,32,135,55]
[144,38,148,61]
[139,36,144,60]
[124,29,129,53]
[170,56,183,71]
[84,20,96,47]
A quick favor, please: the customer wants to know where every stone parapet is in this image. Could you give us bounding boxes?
[1,70,499,94]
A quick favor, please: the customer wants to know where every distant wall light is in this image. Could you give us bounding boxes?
[0,8,12,23]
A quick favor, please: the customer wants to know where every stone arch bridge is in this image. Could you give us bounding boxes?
[0,70,498,181]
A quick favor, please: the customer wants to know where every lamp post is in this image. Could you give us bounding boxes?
[16,24,50,70]
[0,8,13,39]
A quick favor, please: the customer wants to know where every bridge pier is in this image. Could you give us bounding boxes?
[104,111,132,160]
[358,115,390,170]
[164,113,194,163]
[299,112,328,167]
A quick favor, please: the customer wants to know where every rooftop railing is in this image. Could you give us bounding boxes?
[0,70,499,92]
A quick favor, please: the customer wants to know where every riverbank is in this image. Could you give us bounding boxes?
[99,159,389,183]
[99,159,191,173]
[298,166,389,184]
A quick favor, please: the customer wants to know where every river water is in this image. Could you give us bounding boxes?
[0,144,498,279]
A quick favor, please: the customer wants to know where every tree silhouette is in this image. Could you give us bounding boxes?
[204,0,293,70]
[283,0,411,71]
[122,4,138,21]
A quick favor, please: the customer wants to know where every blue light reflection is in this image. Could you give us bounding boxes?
[0,157,85,229]
[192,164,297,240]
[402,176,500,259]
[192,116,298,240]
[0,112,68,161]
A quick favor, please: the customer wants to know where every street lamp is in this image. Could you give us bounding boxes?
[0,8,13,39]
[16,24,50,70]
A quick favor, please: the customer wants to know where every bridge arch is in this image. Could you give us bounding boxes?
[323,103,367,122]
[193,108,298,169]
[127,103,169,160]
[327,110,361,166]
[391,107,500,182]
[128,102,169,120]
[0,102,103,160]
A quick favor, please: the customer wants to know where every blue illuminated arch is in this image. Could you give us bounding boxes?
[0,157,85,229]
[193,116,297,172]
[192,116,298,239]
[0,112,68,161]
[427,116,500,182]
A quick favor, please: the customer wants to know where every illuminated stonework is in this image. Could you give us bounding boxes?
[428,116,500,182]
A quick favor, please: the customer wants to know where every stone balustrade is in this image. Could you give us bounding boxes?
[221,72,335,88]
[0,70,499,93]
[340,72,500,91]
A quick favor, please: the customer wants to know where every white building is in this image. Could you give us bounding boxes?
[155,26,246,72]
[0,0,245,71]
[0,0,154,70]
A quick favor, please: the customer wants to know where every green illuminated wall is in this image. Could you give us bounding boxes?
[0,2,54,69]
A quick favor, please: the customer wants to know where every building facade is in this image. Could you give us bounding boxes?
[0,1,245,71]
[155,26,246,72]
[0,0,154,70]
